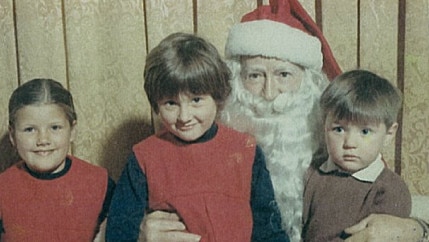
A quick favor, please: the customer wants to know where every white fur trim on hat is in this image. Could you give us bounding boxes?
[225,19,323,70]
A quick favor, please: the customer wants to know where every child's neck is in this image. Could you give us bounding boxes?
[24,157,71,180]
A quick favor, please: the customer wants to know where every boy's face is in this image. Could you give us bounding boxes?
[9,104,76,174]
[324,113,398,173]
[158,92,217,142]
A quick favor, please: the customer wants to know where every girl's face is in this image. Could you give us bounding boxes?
[9,104,76,174]
[241,56,304,101]
[157,93,217,142]
[324,113,397,172]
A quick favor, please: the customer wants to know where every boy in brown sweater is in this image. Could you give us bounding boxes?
[302,70,411,241]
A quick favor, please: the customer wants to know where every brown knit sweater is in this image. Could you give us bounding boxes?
[302,166,411,241]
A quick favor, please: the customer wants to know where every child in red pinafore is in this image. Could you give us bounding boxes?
[106,32,289,242]
[0,78,115,242]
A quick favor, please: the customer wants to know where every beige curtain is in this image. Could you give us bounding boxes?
[0,0,428,196]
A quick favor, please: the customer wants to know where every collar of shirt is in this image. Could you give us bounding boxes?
[24,156,72,180]
[319,154,385,182]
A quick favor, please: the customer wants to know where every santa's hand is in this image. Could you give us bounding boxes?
[138,211,201,242]
[344,214,423,242]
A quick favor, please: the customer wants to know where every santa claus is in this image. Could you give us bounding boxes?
[221,0,341,240]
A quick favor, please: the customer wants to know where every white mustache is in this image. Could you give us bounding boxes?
[234,86,306,117]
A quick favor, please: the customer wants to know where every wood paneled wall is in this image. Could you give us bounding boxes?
[0,0,428,195]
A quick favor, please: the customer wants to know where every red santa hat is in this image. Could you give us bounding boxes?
[225,0,342,80]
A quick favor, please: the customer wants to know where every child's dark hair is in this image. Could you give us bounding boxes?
[8,78,77,127]
[320,70,402,128]
[144,32,231,113]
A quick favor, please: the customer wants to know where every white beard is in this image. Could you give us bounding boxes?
[220,60,328,242]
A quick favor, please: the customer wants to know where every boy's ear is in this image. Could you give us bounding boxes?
[384,122,399,146]
[70,121,77,142]
[8,126,15,147]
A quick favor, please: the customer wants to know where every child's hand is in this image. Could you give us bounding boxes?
[139,211,201,242]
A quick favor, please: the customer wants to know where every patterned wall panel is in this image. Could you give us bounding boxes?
[402,0,429,195]
[322,0,358,72]
[0,0,18,95]
[14,0,68,84]
[64,0,152,180]
[0,0,18,143]
[145,0,194,50]
[0,0,18,171]
[197,0,256,57]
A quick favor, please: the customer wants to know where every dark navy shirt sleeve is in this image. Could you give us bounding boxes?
[98,177,116,225]
[251,145,290,242]
[106,153,148,242]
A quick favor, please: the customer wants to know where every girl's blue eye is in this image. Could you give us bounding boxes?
[362,129,371,135]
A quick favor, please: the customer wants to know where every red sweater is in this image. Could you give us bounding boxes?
[133,124,256,242]
[0,156,108,242]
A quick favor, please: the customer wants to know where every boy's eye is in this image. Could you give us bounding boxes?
[23,127,35,132]
[164,100,177,106]
[333,127,344,133]
[361,129,371,135]
[192,97,202,103]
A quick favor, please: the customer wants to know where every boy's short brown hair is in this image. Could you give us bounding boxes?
[144,32,231,113]
[320,69,402,128]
